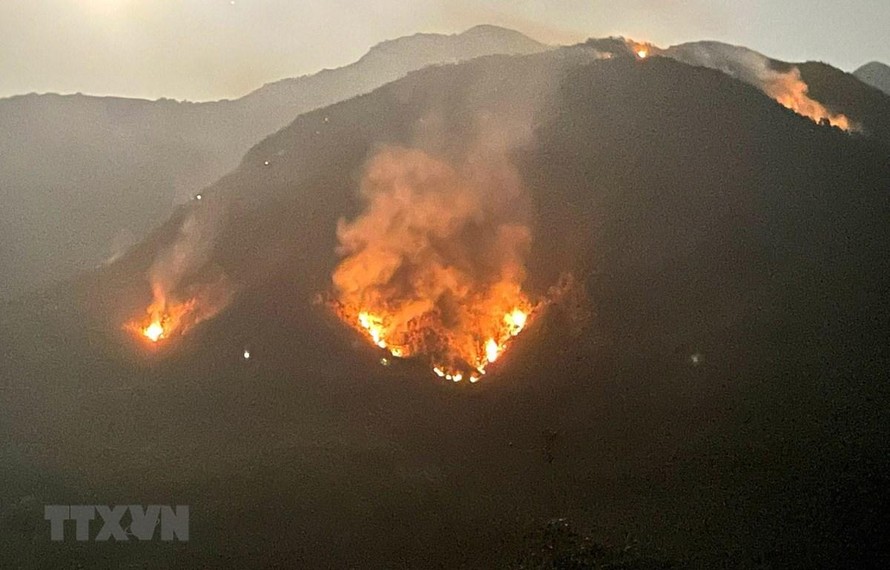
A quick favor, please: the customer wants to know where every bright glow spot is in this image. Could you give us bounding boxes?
[637,49,649,59]
[243,349,251,360]
[195,194,202,201]
[506,309,527,331]
[358,311,387,348]
[144,322,164,343]
[485,338,500,363]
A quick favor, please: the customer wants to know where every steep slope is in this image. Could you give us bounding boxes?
[0,26,547,301]
[854,61,890,95]
[2,49,890,568]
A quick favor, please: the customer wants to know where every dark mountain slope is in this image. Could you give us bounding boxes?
[2,51,890,568]
[0,26,546,300]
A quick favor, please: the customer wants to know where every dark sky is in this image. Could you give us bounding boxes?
[2,0,887,101]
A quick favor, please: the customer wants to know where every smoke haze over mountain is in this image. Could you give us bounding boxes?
[2,1,888,100]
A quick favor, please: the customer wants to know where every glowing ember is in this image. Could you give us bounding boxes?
[637,49,648,59]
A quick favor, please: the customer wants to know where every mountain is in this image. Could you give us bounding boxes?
[2,44,889,568]
[854,61,890,95]
[0,25,547,301]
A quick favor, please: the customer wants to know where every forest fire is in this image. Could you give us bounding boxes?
[331,146,535,382]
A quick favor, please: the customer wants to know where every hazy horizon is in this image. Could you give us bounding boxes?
[2,1,889,102]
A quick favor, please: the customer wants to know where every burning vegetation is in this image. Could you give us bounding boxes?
[331,146,535,381]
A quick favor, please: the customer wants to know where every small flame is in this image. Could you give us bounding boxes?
[637,49,648,59]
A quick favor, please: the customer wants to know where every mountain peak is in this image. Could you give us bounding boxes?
[854,61,890,95]
[360,25,546,64]
[461,24,537,40]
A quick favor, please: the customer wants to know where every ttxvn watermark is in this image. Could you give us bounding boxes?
[44,505,188,541]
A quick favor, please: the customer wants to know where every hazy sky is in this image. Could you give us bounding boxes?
[2,0,888,101]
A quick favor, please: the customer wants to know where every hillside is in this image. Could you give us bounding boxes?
[2,48,890,568]
[0,25,547,301]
